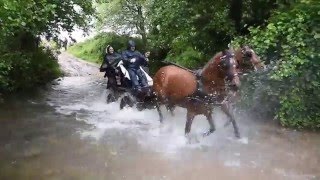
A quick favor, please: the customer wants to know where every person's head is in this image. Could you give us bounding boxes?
[145,51,150,58]
[106,45,114,54]
[127,40,136,51]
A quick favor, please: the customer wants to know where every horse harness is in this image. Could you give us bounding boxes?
[186,69,223,105]
[188,59,239,105]
[162,60,232,105]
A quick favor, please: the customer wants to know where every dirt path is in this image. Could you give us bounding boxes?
[57,52,102,77]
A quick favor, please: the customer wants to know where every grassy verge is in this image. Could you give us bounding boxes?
[67,41,101,64]
[67,32,145,65]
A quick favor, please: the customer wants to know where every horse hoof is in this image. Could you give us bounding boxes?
[185,134,192,144]
[159,116,164,123]
[202,132,209,137]
[202,129,215,137]
[185,134,200,144]
[235,132,241,139]
[106,94,116,103]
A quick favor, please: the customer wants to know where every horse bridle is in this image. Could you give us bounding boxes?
[241,47,253,59]
[219,54,239,82]
[241,47,264,71]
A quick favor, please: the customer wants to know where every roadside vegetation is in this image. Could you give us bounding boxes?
[2,0,319,129]
[0,0,94,92]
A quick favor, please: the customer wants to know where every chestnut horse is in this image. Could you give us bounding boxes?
[153,49,241,138]
[165,45,266,115]
[234,45,266,73]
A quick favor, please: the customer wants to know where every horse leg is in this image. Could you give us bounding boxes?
[185,111,195,135]
[156,102,163,123]
[223,93,238,128]
[203,111,216,137]
[221,103,240,138]
[166,104,175,116]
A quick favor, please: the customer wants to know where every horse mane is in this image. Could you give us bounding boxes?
[202,51,224,71]
[200,50,227,83]
[198,49,237,95]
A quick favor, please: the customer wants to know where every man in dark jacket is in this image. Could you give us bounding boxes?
[122,40,149,92]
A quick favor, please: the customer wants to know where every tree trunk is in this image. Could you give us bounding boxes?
[229,0,243,34]
[137,5,147,49]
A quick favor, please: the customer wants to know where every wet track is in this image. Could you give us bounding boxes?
[0,53,319,180]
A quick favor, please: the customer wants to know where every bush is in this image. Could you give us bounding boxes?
[161,35,206,69]
[0,48,62,92]
[233,0,320,129]
[235,68,281,119]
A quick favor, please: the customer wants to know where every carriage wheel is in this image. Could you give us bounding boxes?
[126,96,134,108]
[120,95,134,109]
[136,103,144,111]
[120,97,126,109]
[106,93,116,103]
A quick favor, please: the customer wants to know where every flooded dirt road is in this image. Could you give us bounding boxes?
[0,52,319,180]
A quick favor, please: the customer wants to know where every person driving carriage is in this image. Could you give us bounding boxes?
[100,45,123,88]
[122,40,149,93]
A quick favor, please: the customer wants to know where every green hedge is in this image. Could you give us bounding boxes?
[0,48,62,92]
[233,0,320,129]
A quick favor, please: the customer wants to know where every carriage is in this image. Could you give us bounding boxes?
[103,45,265,138]
[105,60,157,111]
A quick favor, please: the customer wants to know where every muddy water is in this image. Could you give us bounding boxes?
[0,53,319,180]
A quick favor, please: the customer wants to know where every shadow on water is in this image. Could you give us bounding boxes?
[0,67,319,179]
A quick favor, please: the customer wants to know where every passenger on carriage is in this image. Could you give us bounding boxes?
[141,51,150,74]
[122,40,149,93]
[99,45,123,88]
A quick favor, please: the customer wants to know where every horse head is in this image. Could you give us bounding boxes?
[240,45,254,59]
[235,45,266,72]
[218,50,240,91]
[202,49,240,92]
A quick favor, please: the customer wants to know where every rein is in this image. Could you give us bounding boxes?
[162,60,197,75]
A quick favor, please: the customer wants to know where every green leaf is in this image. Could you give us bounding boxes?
[314,33,320,39]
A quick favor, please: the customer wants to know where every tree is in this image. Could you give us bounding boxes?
[233,0,320,129]
[0,0,95,92]
[96,0,149,47]
[0,0,95,51]
[147,0,236,67]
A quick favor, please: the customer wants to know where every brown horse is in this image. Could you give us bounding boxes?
[153,49,241,138]
[234,45,266,73]
[165,45,265,115]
